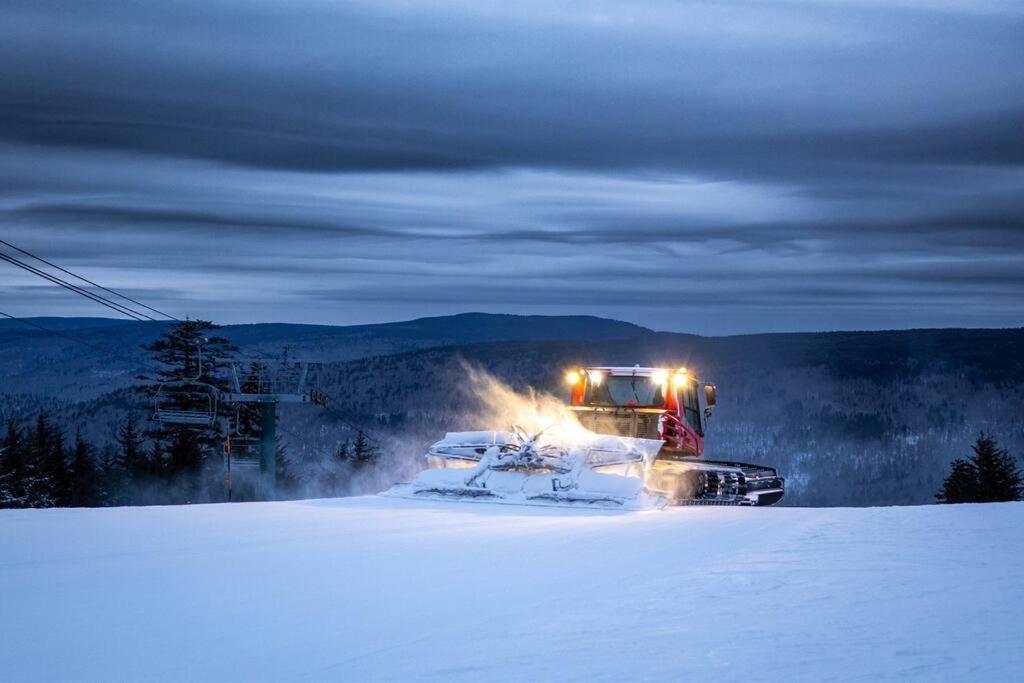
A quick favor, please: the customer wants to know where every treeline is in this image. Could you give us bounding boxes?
[0,410,384,508]
[1,412,125,508]
[0,411,233,507]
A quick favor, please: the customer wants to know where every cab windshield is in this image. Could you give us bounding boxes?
[585,375,665,407]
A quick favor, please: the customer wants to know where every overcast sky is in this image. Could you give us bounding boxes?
[1,0,1022,334]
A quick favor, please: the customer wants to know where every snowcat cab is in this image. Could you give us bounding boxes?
[565,366,712,458]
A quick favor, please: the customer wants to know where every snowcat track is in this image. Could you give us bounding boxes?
[652,458,785,506]
[673,498,754,506]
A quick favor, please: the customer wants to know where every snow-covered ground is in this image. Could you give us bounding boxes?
[2,497,1022,682]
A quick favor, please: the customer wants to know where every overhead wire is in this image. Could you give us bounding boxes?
[0,238,180,321]
[0,251,152,321]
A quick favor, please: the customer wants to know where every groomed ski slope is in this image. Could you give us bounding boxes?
[2,497,1022,682]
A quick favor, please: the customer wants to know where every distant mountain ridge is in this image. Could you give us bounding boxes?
[0,312,655,401]
[2,312,1021,399]
[0,312,653,346]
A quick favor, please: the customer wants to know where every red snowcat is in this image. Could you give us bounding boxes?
[566,366,784,505]
[400,365,784,509]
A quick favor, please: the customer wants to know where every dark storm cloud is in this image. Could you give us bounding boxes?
[2,1,1023,177]
[0,1,1022,332]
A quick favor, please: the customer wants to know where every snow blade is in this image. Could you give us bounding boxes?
[385,428,667,511]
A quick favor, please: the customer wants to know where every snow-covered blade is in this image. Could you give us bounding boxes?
[392,428,666,510]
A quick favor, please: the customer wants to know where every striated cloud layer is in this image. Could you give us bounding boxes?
[1,1,1022,332]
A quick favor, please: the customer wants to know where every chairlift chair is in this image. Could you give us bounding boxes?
[152,340,220,427]
[154,381,219,426]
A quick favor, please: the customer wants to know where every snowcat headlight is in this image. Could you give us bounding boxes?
[650,369,669,385]
[587,370,604,385]
[673,371,687,387]
[565,370,581,385]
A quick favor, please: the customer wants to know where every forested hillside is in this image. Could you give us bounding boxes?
[304,329,1024,506]
[2,315,1022,506]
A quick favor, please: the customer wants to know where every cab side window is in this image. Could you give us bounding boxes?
[682,383,702,433]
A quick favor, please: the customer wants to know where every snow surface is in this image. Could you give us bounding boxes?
[2,497,1022,682]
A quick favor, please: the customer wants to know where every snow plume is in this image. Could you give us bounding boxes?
[459,362,590,444]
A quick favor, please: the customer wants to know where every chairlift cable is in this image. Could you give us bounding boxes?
[0,251,151,321]
[0,238,180,322]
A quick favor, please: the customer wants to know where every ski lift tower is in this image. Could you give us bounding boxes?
[222,357,323,498]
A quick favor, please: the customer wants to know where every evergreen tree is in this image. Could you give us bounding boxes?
[351,432,378,470]
[150,438,168,477]
[936,458,979,504]
[972,434,1023,502]
[275,443,298,499]
[98,444,126,506]
[166,427,204,475]
[23,412,56,507]
[336,440,352,466]
[937,434,1023,504]
[117,413,149,476]
[139,320,235,496]
[69,428,100,507]
[320,439,352,494]
[0,419,26,508]
[44,428,72,507]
